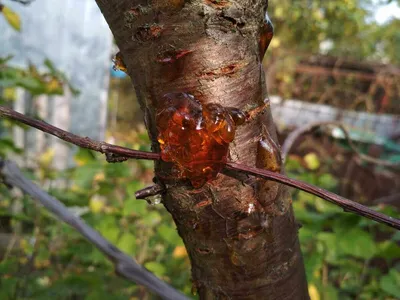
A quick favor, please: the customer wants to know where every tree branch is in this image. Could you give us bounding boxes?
[281,121,400,168]
[0,159,189,300]
[9,0,35,5]
[0,106,159,161]
[135,184,165,200]
[224,163,400,230]
[1,105,399,230]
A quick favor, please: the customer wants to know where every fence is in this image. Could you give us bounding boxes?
[0,0,113,169]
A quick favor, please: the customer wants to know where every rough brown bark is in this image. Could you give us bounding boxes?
[95,0,309,298]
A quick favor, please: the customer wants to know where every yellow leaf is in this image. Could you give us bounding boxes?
[19,239,28,249]
[19,257,28,265]
[3,87,16,100]
[274,6,283,18]
[308,284,320,300]
[270,37,281,49]
[94,171,105,182]
[90,195,105,213]
[28,63,40,78]
[46,78,63,93]
[2,6,21,32]
[304,153,320,170]
[37,276,50,287]
[70,184,83,193]
[173,246,188,258]
[34,258,51,269]
[75,157,87,167]
[38,148,55,168]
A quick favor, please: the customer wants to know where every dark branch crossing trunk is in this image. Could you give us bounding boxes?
[95,0,309,298]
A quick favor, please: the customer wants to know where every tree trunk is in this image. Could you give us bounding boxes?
[95,0,309,298]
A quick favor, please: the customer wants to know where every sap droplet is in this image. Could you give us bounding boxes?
[259,12,274,59]
[156,93,240,188]
[145,194,162,205]
[257,134,281,172]
[227,107,247,125]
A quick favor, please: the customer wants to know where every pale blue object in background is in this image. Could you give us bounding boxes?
[110,65,128,79]
[0,0,113,140]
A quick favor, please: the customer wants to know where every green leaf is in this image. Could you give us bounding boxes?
[123,198,147,216]
[49,273,100,296]
[0,137,23,157]
[299,227,316,243]
[380,270,400,298]
[392,231,400,241]
[316,232,339,264]
[85,289,128,300]
[87,248,110,266]
[104,163,131,178]
[317,173,338,190]
[321,284,339,300]
[0,258,19,275]
[332,214,361,234]
[17,77,45,93]
[73,163,103,189]
[74,148,97,164]
[304,153,320,170]
[1,6,21,31]
[97,216,120,243]
[0,55,13,65]
[158,223,181,245]
[144,261,166,277]
[314,197,341,214]
[293,200,327,223]
[44,58,80,96]
[338,228,377,259]
[296,190,317,203]
[44,58,58,74]
[0,276,18,299]
[304,252,323,281]
[0,79,18,88]
[377,241,400,261]
[141,211,162,227]
[117,233,136,255]
[285,156,304,172]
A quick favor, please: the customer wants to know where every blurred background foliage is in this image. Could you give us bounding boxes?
[1,0,400,299]
[266,0,400,114]
[268,0,400,63]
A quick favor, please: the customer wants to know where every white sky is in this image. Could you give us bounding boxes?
[373,1,400,24]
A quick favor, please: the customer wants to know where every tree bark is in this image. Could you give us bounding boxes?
[95,0,309,299]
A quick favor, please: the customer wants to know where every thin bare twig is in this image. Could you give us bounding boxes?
[0,106,159,161]
[135,184,164,200]
[0,160,188,300]
[224,163,400,230]
[281,121,400,168]
[8,0,35,5]
[1,105,399,230]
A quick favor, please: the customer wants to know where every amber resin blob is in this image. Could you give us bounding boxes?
[156,93,242,188]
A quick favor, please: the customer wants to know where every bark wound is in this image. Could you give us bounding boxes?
[255,128,288,214]
[156,92,243,188]
[134,24,164,42]
[157,49,194,63]
[197,62,246,80]
[204,0,231,9]
[95,0,309,298]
